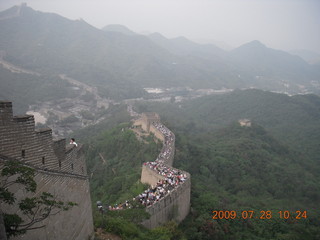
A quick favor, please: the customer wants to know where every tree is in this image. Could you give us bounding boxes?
[0,160,77,239]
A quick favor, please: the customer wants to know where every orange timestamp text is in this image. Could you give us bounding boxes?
[212,210,307,220]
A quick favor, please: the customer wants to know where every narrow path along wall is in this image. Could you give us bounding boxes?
[134,113,191,229]
[0,101,94,240]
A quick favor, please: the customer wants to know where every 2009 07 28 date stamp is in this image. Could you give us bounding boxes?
[212,210,307,220]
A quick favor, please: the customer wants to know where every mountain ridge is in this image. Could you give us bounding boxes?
[0,4,319,100]
[102,24,138,36]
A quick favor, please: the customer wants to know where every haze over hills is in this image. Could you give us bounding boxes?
[229,40,320,91]
[1,4,320,239]
[147,32,227,59]
[102,24,138,36]
[0,4,319,108]
[289,49,320,65]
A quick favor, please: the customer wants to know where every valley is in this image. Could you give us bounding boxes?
[1,3,320,239]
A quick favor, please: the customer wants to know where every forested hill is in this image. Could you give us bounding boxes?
[85,124,161,205]
[82,123,188,239]
[175,122,319,239]
[133,89,320,239]
[182,89,320,172]
[137,89,320,171]
[75,89,320,239]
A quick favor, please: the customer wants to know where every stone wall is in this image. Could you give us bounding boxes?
[0,101,94,240]
[133,112,160,134]
[136,113,191,229]
[142,174,191,229]
[141,165,165,187]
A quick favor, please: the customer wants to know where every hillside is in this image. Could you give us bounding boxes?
[0,5,228,93]
[69,89,320,239]
[82,123,189,239]
[85,124,161,205]
[0,5,172,98]
[230,41,319,89]
[136,89,320,170]
[132,89,320,239]
[0,65,75,113]
[176,123,319,240]
[79,89,320,239]
[0,4,319,104]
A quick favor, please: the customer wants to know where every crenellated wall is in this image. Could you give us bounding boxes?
[0,101,94,240]
[135,113,191,229]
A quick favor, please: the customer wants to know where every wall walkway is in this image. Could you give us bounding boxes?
[134,113,191,229]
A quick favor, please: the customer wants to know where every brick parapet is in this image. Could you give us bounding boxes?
[0,103,86,176]
[0,154,88,180]
[0,102,93,239]
[0,101,13,121]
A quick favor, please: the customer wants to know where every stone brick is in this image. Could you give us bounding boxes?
[0,102,94,240]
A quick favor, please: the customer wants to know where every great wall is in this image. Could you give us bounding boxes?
[0,101,191,239]
[0,101,94,240]
[133,112,191,229]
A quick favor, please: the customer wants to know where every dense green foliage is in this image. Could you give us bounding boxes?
[136,89,320,172]
[85,124,161,204]
[134,89,320,239]
[75,89,320,239]
[82,123,167,238]
[83,122,190,239]
[73,103,131,141]
[175,123,319,239]
[67,88,320,239]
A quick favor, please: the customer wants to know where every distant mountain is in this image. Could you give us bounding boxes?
[289,49,320,65]
[0,4,319,101]
[102,24,137,36]
[0,5,235,93]
[229,40,320,87]
[0,4,179,98]
[148,32,226,59]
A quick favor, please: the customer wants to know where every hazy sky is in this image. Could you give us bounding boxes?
[1,0,319,53]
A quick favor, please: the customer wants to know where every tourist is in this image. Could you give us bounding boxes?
[70,138,78,147]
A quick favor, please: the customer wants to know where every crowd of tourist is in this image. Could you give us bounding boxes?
[97,121,188,213]
[137,122,187,206]
[135,173,187,207]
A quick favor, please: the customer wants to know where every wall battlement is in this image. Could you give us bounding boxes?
[134,113,191,229]
[0,101,94,240]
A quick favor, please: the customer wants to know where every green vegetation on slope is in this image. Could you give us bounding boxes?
[175,123,319,239]
[85,124,160,204]
[133,89,320,239]
[75,89,320,239]
[136,89,320,173]
[83,123,187,239]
